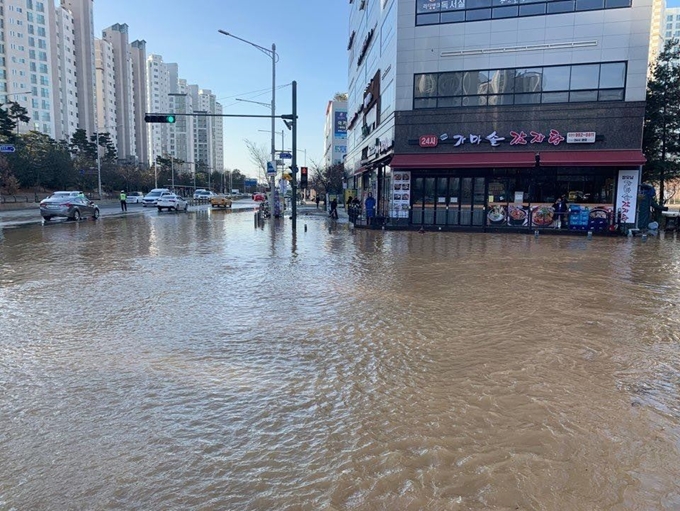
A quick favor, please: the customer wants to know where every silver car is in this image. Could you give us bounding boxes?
[40,191,100,221]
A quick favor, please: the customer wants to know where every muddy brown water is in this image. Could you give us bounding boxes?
[1,211,679,510]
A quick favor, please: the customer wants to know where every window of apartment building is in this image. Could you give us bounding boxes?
[37,27,45,37]
[38,39,46,49]
[27,0,34,9]
[31,98,38,108]
[40,87,48,97]
[30,74,36,84]
[36,16,44,26]
[36,2,44,13]
[413,61,626,109]
[28,49,35,59]
[38,51,46,61]
[28,25,33,35]
[41,100,49,110]
[416,0,631,25]
[39,63,46,73]
[667,30,673,37]
[0,83,6,92]
[28,36,35,47]
[40,76,48,85]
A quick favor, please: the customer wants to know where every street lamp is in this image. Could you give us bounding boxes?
[219,29,278,215]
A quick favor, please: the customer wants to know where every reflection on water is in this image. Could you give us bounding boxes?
[1,212,680,510]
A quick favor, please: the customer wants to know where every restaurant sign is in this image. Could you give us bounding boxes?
[415,128,597,148]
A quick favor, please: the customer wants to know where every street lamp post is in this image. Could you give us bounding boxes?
[219,30,278,216]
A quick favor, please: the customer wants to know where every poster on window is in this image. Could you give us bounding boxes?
[391,171,411,218]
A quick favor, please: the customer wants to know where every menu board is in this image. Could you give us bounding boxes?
[391,171,411,218]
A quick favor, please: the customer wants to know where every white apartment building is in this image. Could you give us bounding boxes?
[168,89,194,172]
[130,39,147,165]
[188,84,216,172]
[61,0,95,136]
[50,4,79,141]
[94,37,117,148]
[0,0,57,136]
[323,97,347,168]
[346,0,660,230]
[146,53,170,166]
[213,101,223,174]
[102,23,135,160]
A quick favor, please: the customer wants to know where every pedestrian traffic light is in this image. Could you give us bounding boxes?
[144,114,176,123]
[300,166,308,189]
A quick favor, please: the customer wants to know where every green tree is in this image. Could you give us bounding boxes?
[7,102,30,136]
[643,39,680,204]
[0,107,17,141]
[91,132,117,163]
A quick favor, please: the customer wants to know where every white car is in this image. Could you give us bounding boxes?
[143,188,171,207]
[157,193,188,212]
[193,189,215,201]
[125,191,144,204]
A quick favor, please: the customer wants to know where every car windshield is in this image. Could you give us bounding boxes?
[51,192,75,198]
[147,191,163,197]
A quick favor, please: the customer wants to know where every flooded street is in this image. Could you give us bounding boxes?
[1,210,680,510]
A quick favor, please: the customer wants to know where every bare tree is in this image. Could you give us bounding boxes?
[244,139,269,183]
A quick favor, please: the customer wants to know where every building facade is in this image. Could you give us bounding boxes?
[102,23,135,160]
[323,98,348,168]
[146,53,170,166]
[94,37,117,148]
[51,4,79,141]
[130,39,147,165]
[345,0,660,232]
[61,0,95,136]
[0,0,58,135]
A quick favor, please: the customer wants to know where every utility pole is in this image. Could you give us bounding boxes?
[291,81,298,231]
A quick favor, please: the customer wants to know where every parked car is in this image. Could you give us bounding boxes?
[193,189,215,201]
[126,191,144,204]
[252,192,266,202]
[157,193,188,212]
[210,194,233,208]
[40,191,100,221]
[143,188,171,207]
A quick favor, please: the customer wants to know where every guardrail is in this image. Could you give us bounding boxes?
[0,195,31,204]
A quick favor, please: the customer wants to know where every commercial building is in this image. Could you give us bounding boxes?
[323,97,347,168]
[346,0,661,232]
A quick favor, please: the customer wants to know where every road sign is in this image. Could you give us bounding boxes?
[266,161,276,176]
[0,144,16,153]
[278,152,292,159]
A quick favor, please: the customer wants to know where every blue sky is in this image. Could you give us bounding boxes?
[93,0,348,179]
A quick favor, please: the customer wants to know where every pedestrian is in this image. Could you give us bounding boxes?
[346,195,353,210]
[552,195,568,229]
[315,195,320,209]
[365,192,376,225]
[120,190,127,212]
[329,197,339,219]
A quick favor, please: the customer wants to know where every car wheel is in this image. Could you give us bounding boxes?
[93,208,100,220]
[44,216,52,221]
[158,207,163,212]
[72,210,81,221]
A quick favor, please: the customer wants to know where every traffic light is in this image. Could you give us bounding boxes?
[300,166,308,189]
[144,114,176,123]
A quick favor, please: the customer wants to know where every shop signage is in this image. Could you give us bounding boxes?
[616,169,640,225]
[419,135,439,147]
[567,131,596,143]
[367,136,394,159]
[413,128,578,148]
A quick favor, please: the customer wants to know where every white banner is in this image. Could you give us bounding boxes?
[391,171,411,218]
[615,169,640,225]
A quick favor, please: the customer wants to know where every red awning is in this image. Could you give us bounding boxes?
[390,150,646,169]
